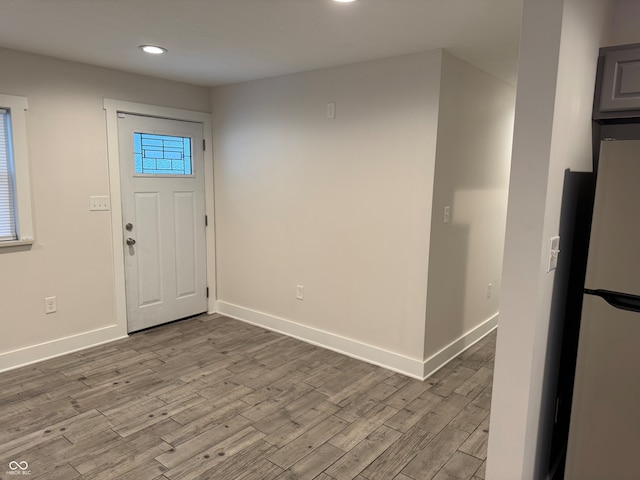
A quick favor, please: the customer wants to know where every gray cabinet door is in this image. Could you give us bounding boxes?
[599,45,640,112]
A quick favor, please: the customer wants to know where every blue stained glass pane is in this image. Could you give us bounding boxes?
[133,133,142,155]
[184,138,192,174]
[144,150,163,158]
[172,160,184,171]
[143,159,156,170]
[134,153,143,173]
[133,132,193,175]
[156,159,171,170]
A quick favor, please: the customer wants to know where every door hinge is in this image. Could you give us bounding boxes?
[202,139,206,151]
[206,287,209,298]
[205,215,208,227]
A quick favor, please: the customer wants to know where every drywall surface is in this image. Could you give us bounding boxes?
[486,0,614,478]
[0,48,210,368]
[424,51,514,359]
[607,0,640,46]
[212,51,442,361]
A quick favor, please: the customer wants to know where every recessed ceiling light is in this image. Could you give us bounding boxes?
[139,45,167,55]
[333,0,357,3]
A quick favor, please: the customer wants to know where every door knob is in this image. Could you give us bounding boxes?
[125,223,133,231]
[126,238,136,246]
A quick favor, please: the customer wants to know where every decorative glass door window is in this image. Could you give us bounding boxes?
[133,132,192,175]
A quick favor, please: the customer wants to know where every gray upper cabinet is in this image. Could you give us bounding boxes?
[595,44,640,119]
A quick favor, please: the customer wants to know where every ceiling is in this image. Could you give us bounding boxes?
[0,0,523,87]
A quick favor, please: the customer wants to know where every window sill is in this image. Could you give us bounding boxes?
[0,238,35,248]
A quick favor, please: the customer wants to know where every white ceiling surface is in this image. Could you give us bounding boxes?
[0,0,523,87]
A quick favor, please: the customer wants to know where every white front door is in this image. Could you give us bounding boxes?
[118,113,207,333]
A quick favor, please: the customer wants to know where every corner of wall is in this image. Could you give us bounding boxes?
[212,51,444,364]
[423,51,514,361]
[216,301,427,379]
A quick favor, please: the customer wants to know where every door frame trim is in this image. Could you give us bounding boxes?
[104,99,216,337]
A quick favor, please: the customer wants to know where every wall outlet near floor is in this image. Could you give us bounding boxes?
[296,285,304,300]
[487,283,493,299]
[45,296,57,314]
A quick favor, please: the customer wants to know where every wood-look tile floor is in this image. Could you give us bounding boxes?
[0,314,495,480]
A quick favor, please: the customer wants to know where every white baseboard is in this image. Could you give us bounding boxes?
[0,308,497,378]
[421,313,499,379]
[216,301,426,379]
[216,301,498,380]
[0,325,128,373]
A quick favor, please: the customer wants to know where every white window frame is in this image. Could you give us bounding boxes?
[0,94,34,247]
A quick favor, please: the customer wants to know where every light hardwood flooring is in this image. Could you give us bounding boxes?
[0,314,495,480]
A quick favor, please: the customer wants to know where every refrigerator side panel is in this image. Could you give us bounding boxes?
[584,139,640,294]
[565,294,640,480]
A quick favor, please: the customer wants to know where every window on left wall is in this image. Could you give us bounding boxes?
[0,94,34,247]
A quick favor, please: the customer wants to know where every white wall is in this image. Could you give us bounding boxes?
[486,1,614,478]
[212,51,443,369]
[424,51,514,359]
[212,49,515,378]
[0,48,210,370]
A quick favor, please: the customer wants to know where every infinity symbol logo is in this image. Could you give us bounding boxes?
[9,461,28,471]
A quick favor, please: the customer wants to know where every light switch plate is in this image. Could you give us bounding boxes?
[45,296,57,314]
[547,236,560,272]
[89,196,110,211]
[326,102,336,119]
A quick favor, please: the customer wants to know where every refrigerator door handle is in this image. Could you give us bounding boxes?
[585,289,640,313]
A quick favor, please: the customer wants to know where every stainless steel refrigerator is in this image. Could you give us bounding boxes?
[564,139,640,480]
